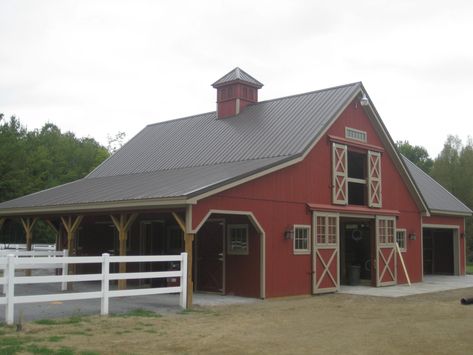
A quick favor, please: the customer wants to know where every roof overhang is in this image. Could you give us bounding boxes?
[0,197,190,217]
[429,209,472,217]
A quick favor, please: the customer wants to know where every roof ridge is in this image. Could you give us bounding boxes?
[145,82,362,127]
[255,81,362,105]
[402,155,472,212]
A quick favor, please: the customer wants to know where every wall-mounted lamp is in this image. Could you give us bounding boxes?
[360,93,369,106]
[461,233,465,238]
[284,226,294,240]
[409,233,417,241]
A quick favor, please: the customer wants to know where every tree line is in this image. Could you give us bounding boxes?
[0,114,111,243]
[397,136,473,260]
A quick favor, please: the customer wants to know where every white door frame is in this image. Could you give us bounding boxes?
[421,224,461,276]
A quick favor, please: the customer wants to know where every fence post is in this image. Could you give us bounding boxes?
[61,249,68,291]
[5,254,15,325]
[101,253,110,316]
[179,252,188,309]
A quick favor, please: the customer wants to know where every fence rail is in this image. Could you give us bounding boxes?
[0,252,188,325]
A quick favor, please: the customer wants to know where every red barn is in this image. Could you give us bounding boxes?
[0,67,471,303]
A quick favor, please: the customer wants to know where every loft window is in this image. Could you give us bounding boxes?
[347,151,366,205]
[346,127,367,143]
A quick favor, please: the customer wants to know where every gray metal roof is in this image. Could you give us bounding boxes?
[0,82,361,213]
[0,157,286,211]
[403,156,472,215]
[89,83,360,177]
[212,67,264,88]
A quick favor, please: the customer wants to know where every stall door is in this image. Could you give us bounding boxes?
[196,220,224,293]
[375,216,397,286]
[313,213,340,294]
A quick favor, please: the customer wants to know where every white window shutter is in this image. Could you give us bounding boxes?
[332,143,348,205]
[368,150,382,208]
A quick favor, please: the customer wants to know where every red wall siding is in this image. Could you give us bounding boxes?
[193,100,428,297]
[422,215,466,275]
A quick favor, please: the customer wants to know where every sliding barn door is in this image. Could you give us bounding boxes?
[375,216,397,286]
[313,213,340,294]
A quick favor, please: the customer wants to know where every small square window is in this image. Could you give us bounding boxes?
[227,224,249,255]
[396,229,407,252]
[293,225,310,254]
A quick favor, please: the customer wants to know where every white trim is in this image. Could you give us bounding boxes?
[345,127,367,143]
[192,209,266,299]
[395,229,407,252]
[375,215,397,286]
[312,212,340,294]
[227,224,249,256]
[332,143,348,205]
[293,225,311,255]
[368,150,382,208]
[421,224,462,276]
[347,177,366,184]
[429,210,472,217]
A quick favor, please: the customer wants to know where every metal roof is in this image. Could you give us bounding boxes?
[89,83,360,177]
[403,156,472,215]
[0,157,287,212]
[212,67,264,88]
[0,82,361,214]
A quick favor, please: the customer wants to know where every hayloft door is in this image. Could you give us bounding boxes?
[313,212,340,294]
[375,216,397,286]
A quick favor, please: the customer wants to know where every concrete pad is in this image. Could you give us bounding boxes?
[339,275,473,297]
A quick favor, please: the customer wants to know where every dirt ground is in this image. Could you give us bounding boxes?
[3,287,473,355]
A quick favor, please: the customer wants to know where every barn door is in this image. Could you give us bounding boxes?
[368,151,382,208]
[375,216,397,286]
[313,213,340,294]
[332,143,348,205]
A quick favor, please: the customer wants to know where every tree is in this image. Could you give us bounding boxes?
[396,140,433,173]
[431,135,473,261]
[0,115,110,244]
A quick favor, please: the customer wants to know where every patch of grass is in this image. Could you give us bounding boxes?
[47,336,65,343]
[34,316,84,326]
[178,307,217,316]
[111,308,161,318]
[0,336,33,355]
[467,263,473,274]
[79,351,101,355]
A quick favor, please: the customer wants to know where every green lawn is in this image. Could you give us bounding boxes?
[467,263,473,274]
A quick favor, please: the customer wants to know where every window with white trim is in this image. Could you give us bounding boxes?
[316,215,338,245]
[227,224,249,255]
[378,218,394,245]
[293,225,310,254]
[345,127,367,142]
[396,229,407,252]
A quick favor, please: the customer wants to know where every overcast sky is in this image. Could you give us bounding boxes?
[1,0,472,157]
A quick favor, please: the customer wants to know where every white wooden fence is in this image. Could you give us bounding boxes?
[0,252,188,325]
[0,249,69,293]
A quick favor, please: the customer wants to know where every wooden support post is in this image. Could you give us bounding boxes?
[20,217,37,277]
[396,242,411,286]
[110,213,138,289]
[60,216,83,289]
[172,212,193,308]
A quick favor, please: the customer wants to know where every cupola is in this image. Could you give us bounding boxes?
[212,67,264,119]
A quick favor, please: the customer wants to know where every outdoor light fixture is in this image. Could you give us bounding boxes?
[360,93,369,106]
[461,233,465,238]
[409,233,417,241]
[284,226,294,240]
